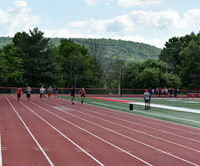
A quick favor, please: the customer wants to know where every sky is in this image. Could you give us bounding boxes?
[1,0,200,48]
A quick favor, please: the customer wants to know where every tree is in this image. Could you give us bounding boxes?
[57,38,93,88]
[2,44,24,86]
[180,37,200,89]
[123,59,182,89]
[159,32,196,75]
[86,39,105,86]
[0,48,8,86]
[107,54,125,94]
[12,27,60,87]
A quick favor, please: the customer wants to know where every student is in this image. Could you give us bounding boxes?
[40,86,45,101]
[16,86,22,101]
[54,85,58,98]
[148,87,152,94]
[79,88,86,104]
[26,86,32,101]
[152,88,154,95]
[47,86,53,100]
[70,86,76,105]
[42,85,47,98]
[144,89,151,110]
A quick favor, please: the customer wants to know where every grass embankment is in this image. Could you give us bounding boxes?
[60,96,200,128]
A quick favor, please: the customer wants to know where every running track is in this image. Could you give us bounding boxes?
[1,95,200,166]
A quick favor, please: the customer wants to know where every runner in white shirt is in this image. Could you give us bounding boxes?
[40,85,45,101]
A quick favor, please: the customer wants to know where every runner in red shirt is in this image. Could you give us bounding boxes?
[79,88,86,104]
[16,86,22,101]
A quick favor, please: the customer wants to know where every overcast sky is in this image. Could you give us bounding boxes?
[1,0,200,48]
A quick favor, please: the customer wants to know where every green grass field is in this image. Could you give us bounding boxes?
[60,96,200,129]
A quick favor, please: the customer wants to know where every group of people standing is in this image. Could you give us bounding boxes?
[148,87,179,97]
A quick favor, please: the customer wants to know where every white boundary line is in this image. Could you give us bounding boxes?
[10,96,105,166]
[57,97,200,133]
[4,95,54,166]
[28,96,199,166]
[0,129,2,166]
[42,97,200,144]
[92,102,200,124]
[45,98,200,152]
[19,96,153,166]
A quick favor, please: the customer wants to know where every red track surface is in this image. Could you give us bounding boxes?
[1,94,200,166]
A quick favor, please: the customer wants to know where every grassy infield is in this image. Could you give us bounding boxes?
[61,96,200,129]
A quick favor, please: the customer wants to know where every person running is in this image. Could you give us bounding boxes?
[26,86,32,101]
[79,88,86,104]
[47,86,53,100]
[16,86,22,101]
[144,89,151,110]
[54,85,58,98]
[40,86,45,101]
[70,86,76,105]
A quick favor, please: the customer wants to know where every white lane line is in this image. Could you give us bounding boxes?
[0,129,2,166]
[29,97,199,166]
[5,95,54,166]
[38,97,200,145]
[11,96,105,166]
[21,97,153,166]
[92,102,200,124]
[72,109,200,153]
[77,103,200,144]
[55,97,200,136]
[40,97,200,153]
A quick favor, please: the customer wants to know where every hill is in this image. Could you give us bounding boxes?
[0,37,161,61]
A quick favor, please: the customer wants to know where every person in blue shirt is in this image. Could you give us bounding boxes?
[70,86,76,105]
[54,85,58,98]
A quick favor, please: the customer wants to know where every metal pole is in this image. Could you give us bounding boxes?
[121,68,122,97]
[159,67,161,88]
[197,68,199,98]
[82,68,84,88]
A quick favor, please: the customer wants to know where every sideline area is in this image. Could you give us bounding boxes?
[91,97,200,114]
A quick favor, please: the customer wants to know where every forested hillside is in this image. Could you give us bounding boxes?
[0,37,161,61]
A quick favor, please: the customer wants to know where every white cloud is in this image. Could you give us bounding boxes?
[114,35,165,48]
[90,15,134,33]
[89,9,200,34]
[44,29,82,38]
[83,0,114,5]
[67,21,91,28]
[0,1,40,36]
[183,9,200,27]
[118,0,166,8]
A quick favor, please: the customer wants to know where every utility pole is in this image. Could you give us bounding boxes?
[82,68,84,88]
[159,67,161,88]
[197,68,199,98]
[121,68,122,97]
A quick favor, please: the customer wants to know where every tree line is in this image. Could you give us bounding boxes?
[0,27,199,90]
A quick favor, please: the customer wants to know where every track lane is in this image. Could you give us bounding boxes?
[58,97,200,139]
[45,97,200,150]
[0,95,51,166]
[8,95,105,166]
[12,95,152,166]
[26,96,200,166]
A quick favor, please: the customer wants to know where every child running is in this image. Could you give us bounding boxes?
[70,86,76,105]
[40,85,45,101]
[26,86,32,101]
[16,86,22,101]
[47,86,53,100]
[79,88,86,104]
